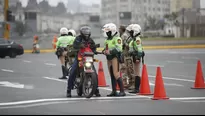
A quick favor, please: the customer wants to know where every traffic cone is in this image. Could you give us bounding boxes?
[138,64,153,95]
[152,67,169,100]
[116,72,122,90]
[191,60,205,89]
[98,61,109,87]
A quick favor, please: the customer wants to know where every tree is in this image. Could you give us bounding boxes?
[164,12,179,26]
[14,21,27,36]
[39,0,51,13]
[144,16,165,31]
[56,2,67,13]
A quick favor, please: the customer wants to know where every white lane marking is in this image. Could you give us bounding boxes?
[170,97,205,101]
[169,52,205,54]
[45,63,57,66]
[0,96,151,107]
[181,100,205,103]
[42,77,151,97]
[147,64,165,68]
[23,60,31,63]
[182,57,199,60]
[0,101,76,109]
[0,81,34,89]
[149,75,195,82]
[149,81,184,87]
[176,75,194,79]
[166,61,184,64]
[1,69,14,73]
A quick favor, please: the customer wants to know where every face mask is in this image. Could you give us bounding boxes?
[106,31,112,38]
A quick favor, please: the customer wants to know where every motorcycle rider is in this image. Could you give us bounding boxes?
[56,27,74,80]
[102,23,126,97]
[126,24,145,93]
[66,26,101,98]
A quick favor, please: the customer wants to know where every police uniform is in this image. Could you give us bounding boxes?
[56,35,75,79]
[128,36,144,93]
[104,35,126,97]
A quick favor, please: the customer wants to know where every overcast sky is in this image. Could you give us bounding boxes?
[201,0,205,8]
[19,0,100,7]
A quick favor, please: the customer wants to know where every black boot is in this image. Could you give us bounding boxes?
[66,89,72,98]
[129,76,141,93]
[94,88,101,97]
[107,66,118,97]
[59,66,67,79]
[117,78,126,97]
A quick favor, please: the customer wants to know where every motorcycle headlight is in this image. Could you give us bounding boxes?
[85,62,92,68]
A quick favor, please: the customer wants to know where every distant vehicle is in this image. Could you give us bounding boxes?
[0,39,24,58]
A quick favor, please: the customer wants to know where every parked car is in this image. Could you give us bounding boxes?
[0,39,24,58]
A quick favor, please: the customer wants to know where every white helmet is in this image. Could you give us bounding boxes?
[102,23,117,37]
[68,29,76,37]
[102,23,109,37]
[60,27,68,35]
[126,24,141,37]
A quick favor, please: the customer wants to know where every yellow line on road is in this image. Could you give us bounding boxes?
[24,44,205,53]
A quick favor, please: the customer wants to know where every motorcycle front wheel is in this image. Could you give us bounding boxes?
[83,73,97,98]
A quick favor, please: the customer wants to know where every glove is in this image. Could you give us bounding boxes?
[80,44,85,48]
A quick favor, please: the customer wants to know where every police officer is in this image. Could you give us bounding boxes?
[67,26,101,97]
[56,27,74,80]
[119,25,130,88]
[126,24,144,93]
[102,23,126,97]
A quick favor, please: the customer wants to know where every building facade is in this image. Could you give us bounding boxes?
[101,0,170,31]
[170,0,201,13]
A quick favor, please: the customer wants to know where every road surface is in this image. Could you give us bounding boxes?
[0,49,205,115]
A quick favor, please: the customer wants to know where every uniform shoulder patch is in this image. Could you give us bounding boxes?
[117,39,122,44]
[136,40,141,45]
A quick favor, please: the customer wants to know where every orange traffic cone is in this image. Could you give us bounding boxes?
[152,67,169,100]
[191,60,205,89]
[98,61,109,87]
[116,72,122,90]
[138,64,153,95]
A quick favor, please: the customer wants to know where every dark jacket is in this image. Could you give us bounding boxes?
[73,35,96,53]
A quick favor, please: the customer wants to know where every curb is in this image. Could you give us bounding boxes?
[24,44,205,53]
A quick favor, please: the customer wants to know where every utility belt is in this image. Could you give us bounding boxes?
[106,52,124,64]
[55,47,68,58]
[130,51,145,64]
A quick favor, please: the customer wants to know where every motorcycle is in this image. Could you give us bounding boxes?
[73,43,101,98]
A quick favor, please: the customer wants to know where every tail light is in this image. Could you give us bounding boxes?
[19,44,23,48]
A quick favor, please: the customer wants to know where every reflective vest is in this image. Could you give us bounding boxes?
[104,36,122,53]
[129,37,143,53]
[56,36,75,48]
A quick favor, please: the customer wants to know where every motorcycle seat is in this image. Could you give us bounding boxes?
[84,52,94,56]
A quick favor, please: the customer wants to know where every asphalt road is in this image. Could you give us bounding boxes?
[0,49,205,115]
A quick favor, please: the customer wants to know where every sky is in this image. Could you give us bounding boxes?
[19,0,101,7]
[201,0,205,8]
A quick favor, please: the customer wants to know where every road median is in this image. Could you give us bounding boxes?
[24,44,205,53]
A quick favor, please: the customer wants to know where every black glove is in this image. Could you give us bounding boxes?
[80,44,85,48]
